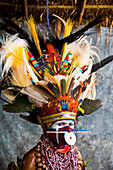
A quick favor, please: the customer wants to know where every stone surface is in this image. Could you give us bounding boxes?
[0,27,113,170]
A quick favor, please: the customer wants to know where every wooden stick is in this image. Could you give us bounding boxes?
[37,115,47,134]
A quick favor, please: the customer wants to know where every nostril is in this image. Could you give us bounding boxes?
[68,129,71,132]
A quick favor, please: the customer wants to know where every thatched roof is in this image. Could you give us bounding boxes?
[0,0,113,27]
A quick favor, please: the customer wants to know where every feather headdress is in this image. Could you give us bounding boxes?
[0,17,113,126]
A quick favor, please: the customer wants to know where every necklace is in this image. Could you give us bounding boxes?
[34,134,78,170]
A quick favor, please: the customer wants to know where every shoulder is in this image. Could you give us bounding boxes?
[22,147,37,170]
[74,146,87,170]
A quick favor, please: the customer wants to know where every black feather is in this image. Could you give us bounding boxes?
[71,85,81,99]
[53,18,104,49]
[47,82,59,96]
[0,19,40,59]
[20,113,39,124]
[91,55,113,73]
[67,77,75,96]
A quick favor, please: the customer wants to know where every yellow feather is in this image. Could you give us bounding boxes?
[36,82,55,96]
[44,71,61,92]
[10,63,31,87]
[67,55,79,75]
[28,16,42,56]
[3,90,18,101]
[62,18,73,61]
[5,47,29,69]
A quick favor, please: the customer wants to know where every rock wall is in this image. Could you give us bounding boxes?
[0,27,113,170]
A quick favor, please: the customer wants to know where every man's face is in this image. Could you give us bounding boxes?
[48,120,76,147]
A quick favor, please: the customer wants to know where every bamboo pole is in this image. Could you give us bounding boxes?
[27,5,113,9]
[78,0,87,25]
[24,0,28,18]
[0,2,15,6]
[0,3,113,9]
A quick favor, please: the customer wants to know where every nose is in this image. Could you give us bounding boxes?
[64,126,74,132]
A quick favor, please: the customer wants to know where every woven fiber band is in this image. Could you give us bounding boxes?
[41,111,77,123]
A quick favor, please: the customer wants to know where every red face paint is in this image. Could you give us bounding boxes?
[48,120,76,151]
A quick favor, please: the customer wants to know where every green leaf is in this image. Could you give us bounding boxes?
[82,158,91,170]
[17,157,22,170]
[7,161,19,170]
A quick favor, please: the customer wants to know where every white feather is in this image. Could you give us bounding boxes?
[54,75,69,83]
[0,34,29,77]
[0,34,28,63]
[80,73,97,101]
[64,36,99,68]
[2,55,13,76]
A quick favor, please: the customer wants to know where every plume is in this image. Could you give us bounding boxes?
[21,86,48,104]
[53,18,104,49]
[22,48,39,83]
[61,18,73,61]
[91,55,113,73]
[27,16,42,56]
[0,34,29,76]
[44,71,61,93]
[80,73,97,101]
[80,98,102,115]
[0,19,38,57]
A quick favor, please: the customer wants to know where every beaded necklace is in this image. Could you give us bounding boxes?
[35,134,78,170]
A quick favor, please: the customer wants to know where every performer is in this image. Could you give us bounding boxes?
[0,16,112,169]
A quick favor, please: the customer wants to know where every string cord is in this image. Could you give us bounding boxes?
[46,0,51,39]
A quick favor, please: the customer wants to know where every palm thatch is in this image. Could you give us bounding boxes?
[0,0,113,27]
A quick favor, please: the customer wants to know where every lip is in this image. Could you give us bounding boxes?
[56,145,71,153]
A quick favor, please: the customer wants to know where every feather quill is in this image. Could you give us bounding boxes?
[52,14,66,26]
[61,79,66,95]
[22,48,39,83]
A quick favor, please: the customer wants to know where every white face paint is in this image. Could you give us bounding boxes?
[64,132,76,145]
[50,120,76,145]
[51,120,75,130]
